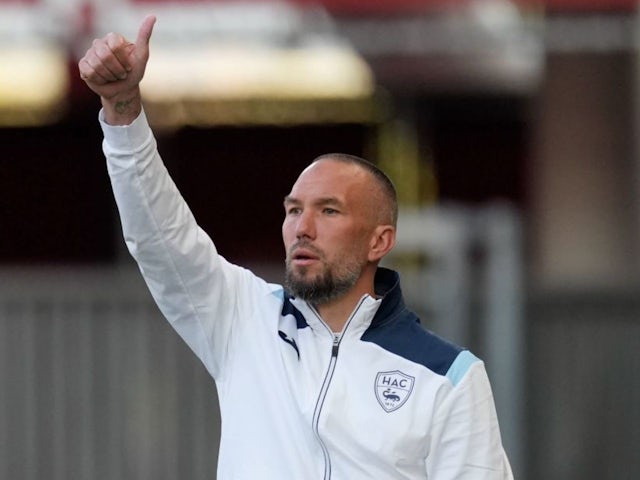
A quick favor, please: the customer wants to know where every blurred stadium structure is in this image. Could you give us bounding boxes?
[2,0,640,479]
[383,203,525,479]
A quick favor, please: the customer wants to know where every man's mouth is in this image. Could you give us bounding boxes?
[290,246,321,266]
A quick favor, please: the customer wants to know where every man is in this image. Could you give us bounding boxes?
[79,15,513,479]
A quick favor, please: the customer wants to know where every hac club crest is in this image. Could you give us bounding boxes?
[375,371,415,413]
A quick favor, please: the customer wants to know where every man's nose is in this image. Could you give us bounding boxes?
[295,210,316,239]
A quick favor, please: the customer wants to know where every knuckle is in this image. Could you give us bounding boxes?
[106,32,124,47]
[94,43,110,60]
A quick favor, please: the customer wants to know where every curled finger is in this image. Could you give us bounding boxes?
[85,39,121,82]
[105,32,133,72]
[94,38,129,80]
[79,56,110,85]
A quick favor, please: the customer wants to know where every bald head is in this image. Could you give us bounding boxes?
[312,153,398,228]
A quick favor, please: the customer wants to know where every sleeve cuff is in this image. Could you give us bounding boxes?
[99,108,152,153]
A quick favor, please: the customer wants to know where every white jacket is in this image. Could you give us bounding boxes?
[101,110,513,480]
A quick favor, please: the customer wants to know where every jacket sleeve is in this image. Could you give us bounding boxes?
[101,109,259,380]
[426,360,514,479]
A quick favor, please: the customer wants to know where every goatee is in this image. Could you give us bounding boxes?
[285,261,360,306]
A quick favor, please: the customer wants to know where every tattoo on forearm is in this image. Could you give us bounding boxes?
[115,98,134,114]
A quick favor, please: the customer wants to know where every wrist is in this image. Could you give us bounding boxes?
[101,88,142,126]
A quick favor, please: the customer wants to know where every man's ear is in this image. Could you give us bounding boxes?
[368,225,396,262]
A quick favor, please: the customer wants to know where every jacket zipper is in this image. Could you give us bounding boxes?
[310,297,367,480]
[312,334,339,480]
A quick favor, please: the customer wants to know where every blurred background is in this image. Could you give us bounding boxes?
[1,0,639,479]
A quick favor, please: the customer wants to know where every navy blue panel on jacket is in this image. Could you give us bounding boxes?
[281,294,310,329]
[362,268,463,377]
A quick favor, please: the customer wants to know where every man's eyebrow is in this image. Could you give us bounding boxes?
[284,196,345,208]
[316,197,343,207]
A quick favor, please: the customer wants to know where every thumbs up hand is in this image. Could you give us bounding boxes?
[79,15,157,124]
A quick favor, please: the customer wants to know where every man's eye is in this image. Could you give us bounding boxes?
[323,208,338,215]
[287,208,301,215]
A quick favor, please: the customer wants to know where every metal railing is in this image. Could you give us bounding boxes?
[0,268,219,480]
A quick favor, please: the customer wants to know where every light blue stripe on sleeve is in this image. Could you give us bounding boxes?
[445,350,480,386]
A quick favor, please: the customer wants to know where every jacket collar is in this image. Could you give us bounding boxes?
[284,267,406,332]
[370,267,406,328]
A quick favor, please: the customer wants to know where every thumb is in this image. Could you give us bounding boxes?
[135,15,156,51]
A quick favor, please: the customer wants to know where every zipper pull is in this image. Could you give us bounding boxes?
[331,335,340,358]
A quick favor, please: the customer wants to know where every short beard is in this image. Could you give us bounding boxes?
[285,262,361,306]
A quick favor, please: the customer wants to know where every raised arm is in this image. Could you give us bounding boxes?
[78,15,156,125]
[76,16,267,379]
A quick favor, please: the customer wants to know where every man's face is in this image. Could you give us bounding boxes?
[282,159,376,305]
